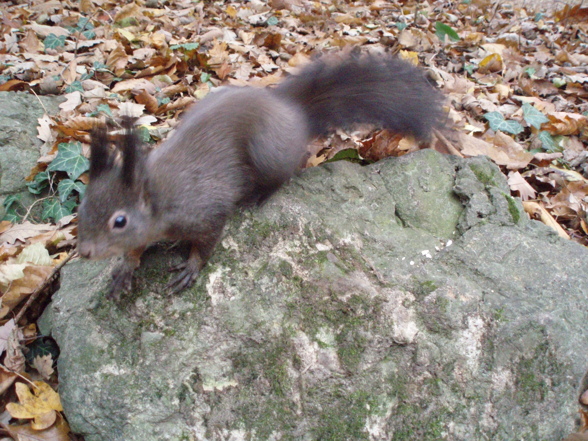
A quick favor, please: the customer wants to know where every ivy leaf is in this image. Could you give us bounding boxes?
[522,103,549,129]
[435,22,460,42]
[26,171,49,195]
[47,142,89,181]
[3,194,21,211]
[170,42,200,51]
[538,131,560,152]
[96,103,113,116]
[44,34,67,50]
[266,16,279,26]
[2,195,22,222]
[484,111,524,135]
[42,198,76,222]
[65,80,84,93]
[57,179,86,203]
[325,148,369,165]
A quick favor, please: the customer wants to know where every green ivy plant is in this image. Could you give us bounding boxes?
[3,142,90,223]
[42,142,89,221]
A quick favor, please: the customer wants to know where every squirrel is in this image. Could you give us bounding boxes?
[77,52,443,299]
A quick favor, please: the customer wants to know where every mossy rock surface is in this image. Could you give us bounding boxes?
[41,150,588,441]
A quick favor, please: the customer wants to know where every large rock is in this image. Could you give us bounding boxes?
[0,91,63,218]
[40,150,588,441]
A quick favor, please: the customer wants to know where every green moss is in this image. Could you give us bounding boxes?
[493,307,506,322]
[412,279,439,298]
[504,194,521,224]
[336,327,368,371]
[278,260,293,278]
[231,337,293,398]
[514,339,565,406]
[469,162,498,187]
[392,404,449,440]
[312,391,377,441]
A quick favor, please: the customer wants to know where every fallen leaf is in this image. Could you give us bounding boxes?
[507,172,536,201]
[58,92,82,114]
[523,201,570,239]
[459,132,533,169]
[6,381,63,430]
[33,355,55,380]
[0,222,54,246]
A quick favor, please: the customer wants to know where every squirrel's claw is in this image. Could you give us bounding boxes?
[166,261,199,293]
[109,263,134,300]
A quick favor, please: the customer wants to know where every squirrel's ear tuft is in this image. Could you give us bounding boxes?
[89,125,112,179]
[118,117,142,186]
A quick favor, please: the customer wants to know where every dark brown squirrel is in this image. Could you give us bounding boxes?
[77,52,444,299]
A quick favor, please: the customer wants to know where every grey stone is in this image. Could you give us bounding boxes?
[0,91,63,218]
[40,149,588,441]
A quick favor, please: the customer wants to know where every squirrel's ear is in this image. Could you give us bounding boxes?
[89,125,112,179]
[118,116,142,186]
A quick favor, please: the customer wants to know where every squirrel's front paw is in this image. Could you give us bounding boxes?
[109,263,134,300]
[167,261,200,293]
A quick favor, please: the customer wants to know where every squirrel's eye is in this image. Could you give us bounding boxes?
[113,215,127,229]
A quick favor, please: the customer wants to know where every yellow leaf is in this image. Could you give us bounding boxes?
[116,28,137,43]
[6,381,63,424]
[4,412,70,441]
[398,50,419,66]
[32,409,57,430]
[226,5,237,17]
[16,242,53,266]
[478,53,503,73]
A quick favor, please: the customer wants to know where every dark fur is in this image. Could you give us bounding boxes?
[275,53,442,139]
[77,53,444,298]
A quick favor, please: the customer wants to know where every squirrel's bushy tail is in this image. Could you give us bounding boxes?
[275,53,443,140]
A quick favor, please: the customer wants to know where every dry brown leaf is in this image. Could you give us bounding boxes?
[106,43,129,77]
[0,265,53,320]
[33,354,55,380]
[58,91,82,114]
[523,201,570,239]
[4,326,25,373]
[507,172,536,201]
[117,102,146,118]
[547,181,588,218]
[114,2,143,23]
[543,112,588,136]
[62,59,77,85]
[0,365,17,396]
[459,132,533,169]
[0,222,53,246]
[3,412,70,441]
[156,97,195,114]
[27,23,69,38]
[0,319,16,355]
[0,221,12,235]
[359,130,417,161]
[0,79,29,92]
[19,30,42,53]
[62,116,102,132]
[0,244,20,261]
[112,78,157,94]
[134,89,160,113]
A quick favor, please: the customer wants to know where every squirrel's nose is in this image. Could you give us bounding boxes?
[77,242,93,259]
